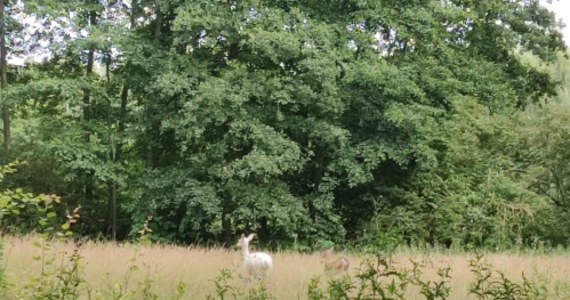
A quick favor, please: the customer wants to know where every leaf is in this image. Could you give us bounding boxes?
[61,222,70,230]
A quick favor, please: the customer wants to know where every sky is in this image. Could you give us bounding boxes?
[542,0,570,46]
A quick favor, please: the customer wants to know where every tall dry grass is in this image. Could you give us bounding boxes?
[2,235,570,299]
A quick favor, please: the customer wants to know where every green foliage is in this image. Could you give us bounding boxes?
[0,161,82,299]
[314,255,551,299]
[0,161,65,236]
[357,93,560,250]
[0,238,5,295]
[94,246,163,300]
[2,0,570,250]
[19,239,84,300]
[469,254,548,300]
[206,268,275,300]
[1,198,187,299]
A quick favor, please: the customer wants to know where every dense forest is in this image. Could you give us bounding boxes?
[1,0,569,251]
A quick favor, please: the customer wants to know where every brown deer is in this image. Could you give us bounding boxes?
[321,248,350,274]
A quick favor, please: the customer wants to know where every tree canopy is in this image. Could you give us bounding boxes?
[0,0,569,250]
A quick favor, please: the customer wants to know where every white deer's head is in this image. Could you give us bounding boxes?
[237,233,255,250]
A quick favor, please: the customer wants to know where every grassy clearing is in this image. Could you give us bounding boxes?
[2,235,570,299]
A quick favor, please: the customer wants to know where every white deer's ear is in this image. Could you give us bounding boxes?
[247,233,256,241]
[240,234,245,239]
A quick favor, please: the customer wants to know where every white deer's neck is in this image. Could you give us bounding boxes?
[241,246,250,259]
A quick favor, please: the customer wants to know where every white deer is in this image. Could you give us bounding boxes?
[236,233,273,281]
[321,248,350,274]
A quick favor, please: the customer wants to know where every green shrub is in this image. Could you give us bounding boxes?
[308,254,553,299]
[307,256,450,300]
[468,254,548,300]
[206,268,275,300]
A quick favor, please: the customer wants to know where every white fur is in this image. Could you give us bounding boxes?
[237,233,273,280]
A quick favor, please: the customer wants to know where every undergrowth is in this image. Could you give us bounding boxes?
[0,238,567,299]
[203,253,559,300]
[0,161,566,299]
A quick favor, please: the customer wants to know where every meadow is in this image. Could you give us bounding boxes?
[2,235,570,299]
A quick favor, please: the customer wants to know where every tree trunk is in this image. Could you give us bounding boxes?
[154,6,162,39]
[106,1,139,239]
[103,46,118,239]
[83,4,97,204]
[221,206,232,248]
[109,81,129,238]
[106,64,130,240]
[0,0,10,152]
[107,181,118,238]
[144,5,163,169]
[259,217,270,244]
